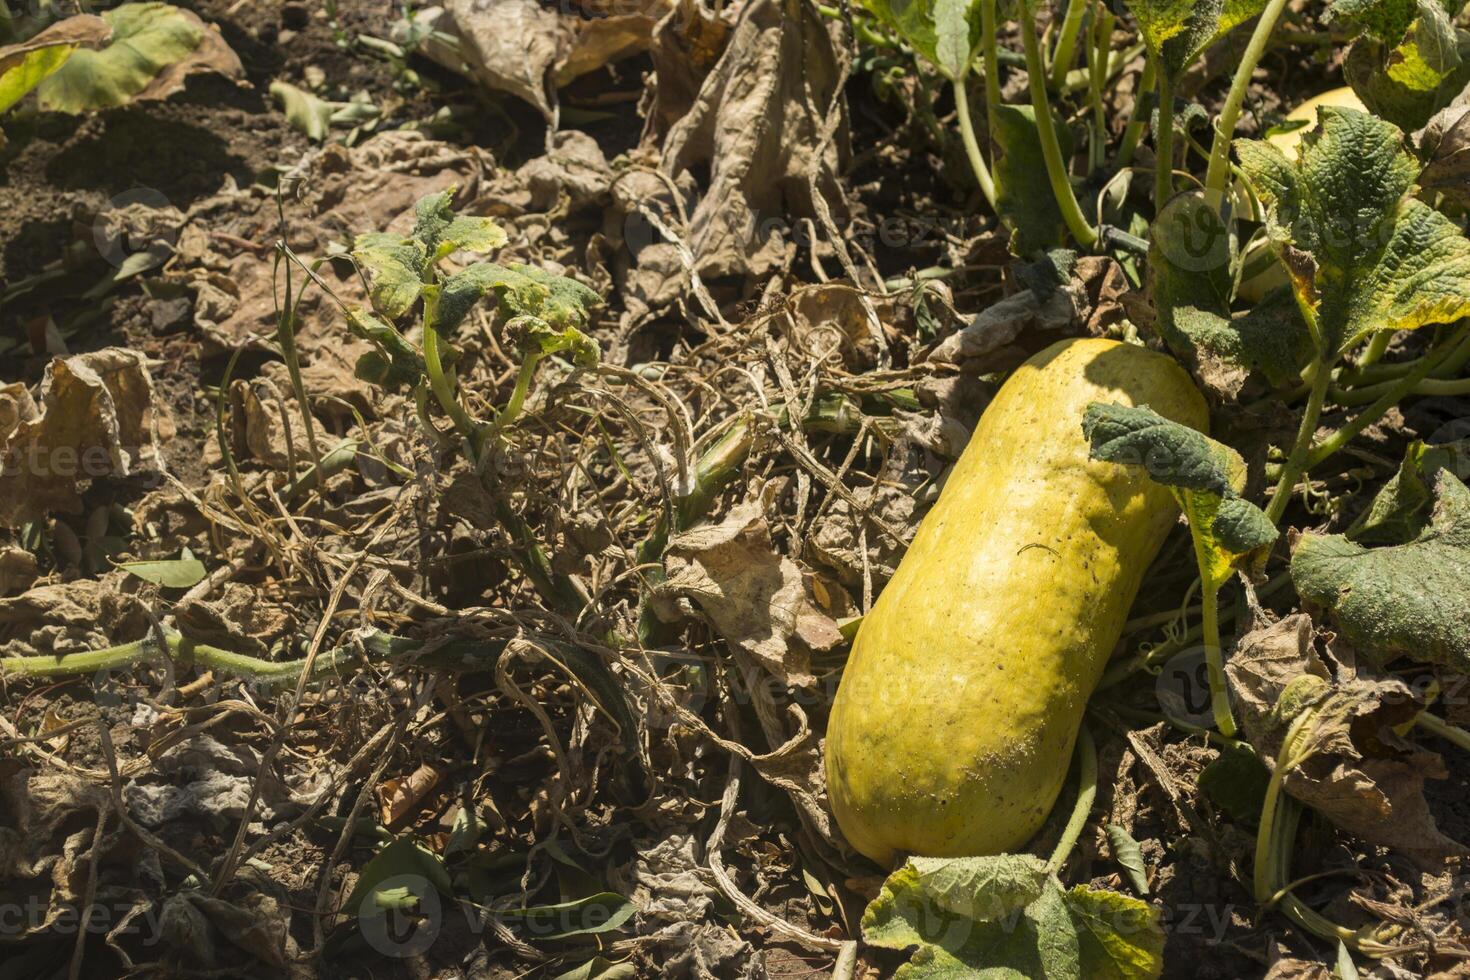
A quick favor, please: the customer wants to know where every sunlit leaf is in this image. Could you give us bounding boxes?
[1236,106,1470,357]
[0,15,109,114]
[37,2,240,113]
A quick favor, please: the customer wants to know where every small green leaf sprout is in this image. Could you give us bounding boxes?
[349,187,601,455]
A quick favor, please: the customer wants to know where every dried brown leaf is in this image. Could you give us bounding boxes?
[661,502,842,687]
[1228,616,1466,866]
[0,349,170,527]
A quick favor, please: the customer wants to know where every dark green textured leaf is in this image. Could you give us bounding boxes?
[1292,469,1470,671]
[1105,826,1150,895]
[410,188,508,260]
[1083,402,1233,495]
[346,308,424,390]
[1214,494,1279,555]
[1123,0,1250,79]
[1236,106,1470,357]
[994,103,1072,256]
[1148,192,1313,394]
[1085,402,1275,587]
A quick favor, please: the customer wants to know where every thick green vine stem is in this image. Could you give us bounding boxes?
[1308,324,1470,467]
[1414,711,1470,752]
[1019,15,1098,248]
[1255,711,1407,956]
[420,290,483,449]
[1265,358,1332,524]
[1203,0,1293,195]
[1198,584,1237,737]
[953,80,999,214]
[1047,722,1098,873]
[1049,0,1089,90]
[1154,69,1175,210]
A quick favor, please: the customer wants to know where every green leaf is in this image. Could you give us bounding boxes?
[345,308,424,390]
[36,2,205,113]
[994,103,1073,256]
[116,556,207,588]
[0,16,110,115]
[353,233,429,319]
[1345,439,1469,544]
[864,856,1051,937]
[1084,402,1276,587]
[270,79,333,141]
[1147,193,1312,393]
[1105,826,1150,895]
[864,857,1162,980]
[409,188,509,261]
[1122,0,1232,79]
[1197,743,1271,824]
[1292,469,1470,672]
[1345,23,1470,131]
[1064,886,1165,980]
[341,835,452,917]
[499,892,635,940]
[1236,106,1470,358]
[432,261,600,337]
[856,0,980,80]
[1329,0,1445,47]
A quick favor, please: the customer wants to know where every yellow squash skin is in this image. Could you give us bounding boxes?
[826,338,1208,865]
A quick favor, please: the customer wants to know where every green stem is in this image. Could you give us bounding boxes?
[1254,709,1312,901]
[1049,0,1089,90]
[274,247,327,488]
[1117,58,1155,167]
[981,0,1001,113]
[1265,358,1332,525]
[1199,583,1237,737]
[1097,573,1294,689]
[496,353,543,432]
[1339,327,1470,385]
[952,79,999,214]
[421,291,482,448]
[1019,15,1097,248]
[1416,711,1470,752]
[1359,330,1391,369]
[1088,5,1115,172]
[1154,69,1175,211]
[1047,723,1097,873]
[1203,0,1293,195]
[1308,325,1470,469]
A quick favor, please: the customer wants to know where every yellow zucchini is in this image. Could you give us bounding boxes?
[826,338,1208,865]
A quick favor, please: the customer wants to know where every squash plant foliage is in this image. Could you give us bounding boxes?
[850,0,1470,971]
